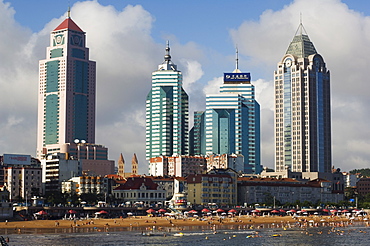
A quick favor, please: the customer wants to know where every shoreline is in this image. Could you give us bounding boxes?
[0,215,368,234]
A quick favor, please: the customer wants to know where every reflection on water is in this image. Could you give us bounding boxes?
[2,223,370,246]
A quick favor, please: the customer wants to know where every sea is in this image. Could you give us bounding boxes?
[1,223,370,246]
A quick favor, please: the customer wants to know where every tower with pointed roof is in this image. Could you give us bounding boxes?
[146,42,189,167]
[117,153,125,177]
[274,23,331,173]
[200,49,261,174]
[36,12,96,158]
[132,153,138,175]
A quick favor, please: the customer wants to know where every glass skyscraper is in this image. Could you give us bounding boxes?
[274,23,331,173]
[203,57,261,174]
[146,42,189,163]
[37,13,96,158]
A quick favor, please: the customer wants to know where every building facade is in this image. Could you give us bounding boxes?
[61,176,108,195]
[206,154,244,173]
[41,153,81,193]
[238,177,343,205]
[43,142,114,176]
[37,12,96,159]
[113,177,166,206]
[0,154,42,201]
[146,42,189,165]
[203,56,261,174]
[149,156,206,177]
[274,23,331,173]
[187,168,237,206]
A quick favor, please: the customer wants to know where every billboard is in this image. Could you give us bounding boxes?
[3,154,31,165]
[224,73,251,83]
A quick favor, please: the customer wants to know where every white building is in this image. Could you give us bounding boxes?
[61,176,108,195]
[41,153,81,193]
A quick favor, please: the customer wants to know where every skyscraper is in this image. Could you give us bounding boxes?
[274,23,331,173]
[146,42,189,164]
[37,11,96,158]
[203,51,261,174]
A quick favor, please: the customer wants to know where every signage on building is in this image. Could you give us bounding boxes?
[3,154,31,165]
[224,73,251,83]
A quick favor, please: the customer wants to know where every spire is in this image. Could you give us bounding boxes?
[67,6,71,18]
[164,40,172,63]
[236,47,239,70]
[158,40,177,70]
[132,153,138,175]
[232,46,242,73]
[118,153,125,177]
[285,21,317,58]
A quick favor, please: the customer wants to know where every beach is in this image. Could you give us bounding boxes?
[0,214,366,232]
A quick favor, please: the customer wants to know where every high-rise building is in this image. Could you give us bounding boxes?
[37,11,96,158]
[202,51,261,174]
[146,42,189,163]
[274,23,331,173]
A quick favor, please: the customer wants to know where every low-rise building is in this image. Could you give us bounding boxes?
[112,176,166,206]
[238,177,343,205]
[187,168,237,206]
[61,176,108,195]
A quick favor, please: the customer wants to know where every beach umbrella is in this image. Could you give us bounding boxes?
[279,209,286,213]
[330,209,337,213]
[221,212,227,215]
[322,209,329,212]
[252,210,260,213]
[158,208,167,213]
[37,210,48,215]
[342,209,349,213]
[228,209,237,213]
[271,210,279,213]
[99,210,108,214]
[146,208,156,214]
[288,209,296,213]
[201,208,210,213]
[188,210,198,214]
[216,209,225,213]
[127,212,133,216]
[68,210,77,214]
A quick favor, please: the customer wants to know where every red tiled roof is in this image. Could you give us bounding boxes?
[54,18,83,32]
[114,177,158,190]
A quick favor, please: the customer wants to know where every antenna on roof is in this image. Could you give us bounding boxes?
[235,46,239,70]
[67,1,71,18]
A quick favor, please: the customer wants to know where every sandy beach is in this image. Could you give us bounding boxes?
[0,215,366,232]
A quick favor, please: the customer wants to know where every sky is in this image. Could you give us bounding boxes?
[1,0,370,174]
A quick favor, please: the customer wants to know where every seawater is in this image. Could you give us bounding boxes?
[3,224,370,246]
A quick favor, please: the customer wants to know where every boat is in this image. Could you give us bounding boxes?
[174,232,184,237]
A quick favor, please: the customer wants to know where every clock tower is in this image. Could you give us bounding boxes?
[37,12,96,158]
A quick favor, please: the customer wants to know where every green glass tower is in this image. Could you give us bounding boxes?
[146,42,189,164]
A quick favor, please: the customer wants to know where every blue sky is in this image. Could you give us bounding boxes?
[2,0,370,173]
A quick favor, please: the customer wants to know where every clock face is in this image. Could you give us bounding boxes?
[53,34,64,46]
[71,35,82,46]
[74,36,80,43]
[285,59,292,67]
